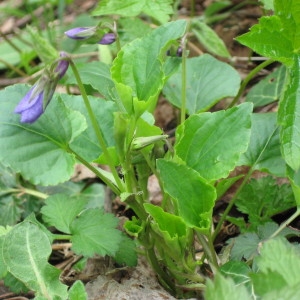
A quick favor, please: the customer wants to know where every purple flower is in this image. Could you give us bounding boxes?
[56,52,69,79]
[98,33,116,45]
[65,27,116,44]
[14,52,70,124]
[14,84,45,123]
[64,27,97,40]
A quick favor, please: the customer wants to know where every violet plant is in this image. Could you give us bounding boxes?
[0,0,300,299]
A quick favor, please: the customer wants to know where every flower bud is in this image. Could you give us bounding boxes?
[65,27,116,45]
[64,27,97,40]
[98,33,116,45]
[14,52,70,124]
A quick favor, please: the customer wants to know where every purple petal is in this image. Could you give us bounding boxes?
[98,33,116,45]
[56,52,69,79]
[14,86,40,113]
[64,27,94,40]
[17,91,44,123]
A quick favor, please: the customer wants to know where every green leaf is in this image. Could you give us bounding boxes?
[0,196,21,226]
[175,103,252,181]
[246,65,287,108]
[111,20,187,115]
[61,94,117,162]
[41,194,87,234]
[2,222,68,298]
[230,232,260,261]
[220,261,251,286]
[70,209,122,257]
[141,0,173,24]
[113,234,137,267]
[236,0,300,66]
[263,286,300,300]
[230,222,295,261]
[205,273,252,300]
[163,55,240,114]
[66,61,119,101]
[0,85,87,185]
[235,177,295,228]
[252,237,300,297]
[287,166,300,205]
[93,0,145,17]
[192,21,231,58]
[93,0,173,23]
[3,272,29,294]
[144,203,189,260]
[144,203,187,238]
[157,160,216,232]
[118,18,152,43]
[68,280,88,300]
[238,113,285,176]
[278,56,300,170]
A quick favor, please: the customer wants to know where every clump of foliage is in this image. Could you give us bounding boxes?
[0,0,300,299]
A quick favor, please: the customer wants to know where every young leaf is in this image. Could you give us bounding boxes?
[41,194,87,234]
[238,113,285,177]
[235,177,295,228]
[70,209,122,257]
[236,0,300,66]
[246,65,287,108]
[144,203,190,261]
[205,273,252,300]
[175,103,252,181]
[111,20,187,115]
[163,55,240,114]
[0,85,87,185]
[2,222,68,299]
[157,159,216,232]
[68,280,88,300]
[192,21,231,58]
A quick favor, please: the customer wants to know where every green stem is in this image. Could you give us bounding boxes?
[196,232,218,273]
[1,188,48,199]
[147,246,176,295]
[268,207,300,240]
[227,58,275,108]
[180,35,188,124]
[69,60,124,192]
[68,146,120,195]
[0,58,28,77]
[52,234,72,240]
[212,169,254,241]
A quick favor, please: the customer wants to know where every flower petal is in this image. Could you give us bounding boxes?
[18,92,44,123]
[14,86,38,113]
[64,27,95,40]
[98,33,116,45]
